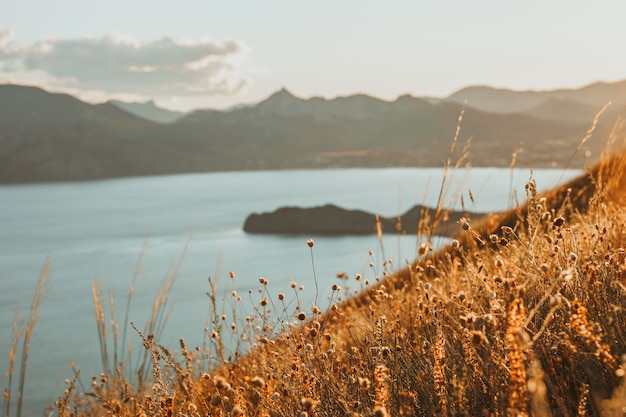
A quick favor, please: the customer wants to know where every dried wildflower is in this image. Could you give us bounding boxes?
[549,293,561,306]
[306,239,315,248]
[570,298,614,365]
[297,312,307,321]
[374,365,390,411]
[373,406,389,417]
[250,376,265,387]
[214,376,231,391]
[553,216,565,227]
[501,225,514,234]
[278,292,285,301]
[358,376,371,389]
[434,329,448,416]
[231,405,244,417]
[301,397,319,411]
[418,241,429,256]
[506,298,529,416]
[470,330,486,346]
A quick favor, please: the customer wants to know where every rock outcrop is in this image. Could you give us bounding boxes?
[243,203,484,236]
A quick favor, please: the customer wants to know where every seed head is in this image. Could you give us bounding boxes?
[306,239,315,248]
[250,376,265,387]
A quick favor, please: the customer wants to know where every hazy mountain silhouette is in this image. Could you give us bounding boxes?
[446,80,626,117]
[109,99,185,123]
[0,83,623,184]
[0,85,198,183]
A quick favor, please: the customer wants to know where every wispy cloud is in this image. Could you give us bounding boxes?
[0,29,249,98]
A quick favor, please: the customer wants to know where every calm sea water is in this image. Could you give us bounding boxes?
[0,167,581,413]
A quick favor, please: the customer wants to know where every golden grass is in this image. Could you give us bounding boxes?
[4,123,626,416]
[3,258,49,417]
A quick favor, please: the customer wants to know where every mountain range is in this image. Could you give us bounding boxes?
[0,80,624,184]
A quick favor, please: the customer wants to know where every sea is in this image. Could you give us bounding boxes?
[0,166,582,414]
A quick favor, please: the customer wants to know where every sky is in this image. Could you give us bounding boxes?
[1,1,626,111]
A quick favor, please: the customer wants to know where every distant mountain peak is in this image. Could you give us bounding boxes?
[263,87,300,102]
[109,99,184,123]
[255,87,307,116]
[278,86,294,95]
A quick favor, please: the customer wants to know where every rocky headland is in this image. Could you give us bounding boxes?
[243,203,485,236]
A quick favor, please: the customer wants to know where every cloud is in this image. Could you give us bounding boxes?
[0,30,249,97]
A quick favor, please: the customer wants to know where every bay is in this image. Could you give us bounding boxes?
[0,166,581,413]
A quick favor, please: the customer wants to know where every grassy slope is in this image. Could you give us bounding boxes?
[51,147,626,417]
[4,139,625,415]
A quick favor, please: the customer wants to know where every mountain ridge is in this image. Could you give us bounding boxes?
[446,79,626,114]
[0,82,624,184]
[108,99,185,124]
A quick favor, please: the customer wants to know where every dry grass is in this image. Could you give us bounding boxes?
[4,125,626,416]
[2,258,49,417]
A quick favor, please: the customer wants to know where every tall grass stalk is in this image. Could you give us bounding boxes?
[3,258,50,417]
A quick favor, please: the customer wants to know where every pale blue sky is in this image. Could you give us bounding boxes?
[2,1,625,110]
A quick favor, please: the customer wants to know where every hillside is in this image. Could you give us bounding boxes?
[447,79,626,119]
[0,85,200,183]
[48,146,626,417]
[0,83,623,183]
